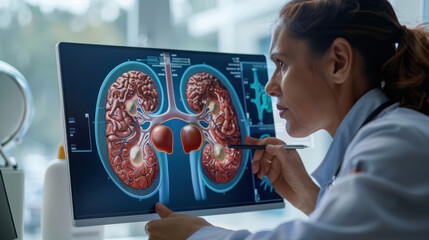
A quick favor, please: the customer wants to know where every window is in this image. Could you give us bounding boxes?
[0,0,133,239]
[424,0,429,23]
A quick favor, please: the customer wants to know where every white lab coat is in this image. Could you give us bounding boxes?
[189,88,429,239]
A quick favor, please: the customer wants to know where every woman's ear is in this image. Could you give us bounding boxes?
[323,38,353,85]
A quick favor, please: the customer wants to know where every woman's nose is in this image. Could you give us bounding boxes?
[265,75,281,97]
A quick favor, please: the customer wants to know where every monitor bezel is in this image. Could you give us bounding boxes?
[56,42,285,227]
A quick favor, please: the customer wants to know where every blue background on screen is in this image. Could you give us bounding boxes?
[58,43,282,220]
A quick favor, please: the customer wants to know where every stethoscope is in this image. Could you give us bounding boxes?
[327,99,397,189]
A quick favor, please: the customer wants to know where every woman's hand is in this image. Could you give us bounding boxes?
[245,136,320,215]
[146,202,212,240]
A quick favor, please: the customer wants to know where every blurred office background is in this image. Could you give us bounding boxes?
[0,0,427,239]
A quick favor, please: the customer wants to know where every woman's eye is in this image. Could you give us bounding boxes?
[277,60,284,68]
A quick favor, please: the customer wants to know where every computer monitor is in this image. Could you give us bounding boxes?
[0,169,18,240]
[57,42,284,227]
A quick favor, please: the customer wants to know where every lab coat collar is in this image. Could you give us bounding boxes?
[311,88,389,203]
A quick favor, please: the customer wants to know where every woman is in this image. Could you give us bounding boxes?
[146,0,429,239]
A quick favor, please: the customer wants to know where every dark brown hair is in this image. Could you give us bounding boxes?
[279,0,429,115]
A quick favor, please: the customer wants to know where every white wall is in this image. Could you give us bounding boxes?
[390,0,424,27]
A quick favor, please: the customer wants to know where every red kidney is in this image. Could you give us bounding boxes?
[105,70,160,190]
[185,72,242,184]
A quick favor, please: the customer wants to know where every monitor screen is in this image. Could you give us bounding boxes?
[0,169,18,239]
[57,42,284,226]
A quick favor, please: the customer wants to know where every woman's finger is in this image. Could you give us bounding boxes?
[245,136,266,163]
[248,138,268,174]
[146,219,161,235]
[264,144,290,178]
[267,158,282,182]
[245,136,286,146]
[261,137,286,145]
[251,160,260,174]
[253,150,273,175]
[258,153,274,178]
[155,202,175,219]
[246,136,285,175]
[265,144,289,159]
[246,137,284,162]
[244,136,260,145]
[252,149,265,163]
